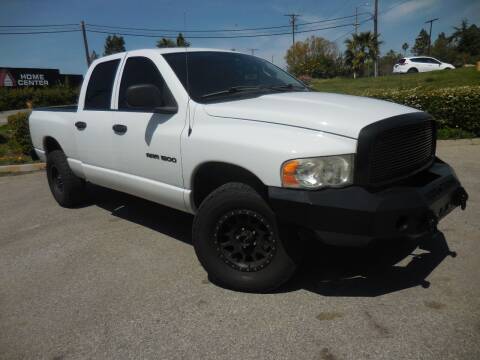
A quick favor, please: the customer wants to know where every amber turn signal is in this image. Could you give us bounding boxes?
[281,160,300,186]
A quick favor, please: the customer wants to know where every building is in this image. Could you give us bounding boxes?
[0,67,83,88]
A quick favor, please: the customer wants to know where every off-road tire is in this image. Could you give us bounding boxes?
[192,182,297,292]
[46,150,85,207]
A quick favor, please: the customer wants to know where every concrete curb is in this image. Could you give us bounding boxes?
[437,138,480,146]
[0,162,46,174]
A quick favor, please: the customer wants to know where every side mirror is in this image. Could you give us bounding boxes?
[126,84,178,114]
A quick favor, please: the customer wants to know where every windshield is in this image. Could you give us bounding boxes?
[163,51,307,103]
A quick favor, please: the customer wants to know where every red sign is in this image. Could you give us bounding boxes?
[0,69,16,87]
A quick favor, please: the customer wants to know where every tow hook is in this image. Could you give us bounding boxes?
[452,187,468,210]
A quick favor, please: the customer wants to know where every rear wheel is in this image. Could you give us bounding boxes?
[407,67,418,73]
[192,182,298,292]
[47,150,85,207]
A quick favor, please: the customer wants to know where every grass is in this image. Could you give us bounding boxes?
[312,67,480,95]
[0,124,36,165]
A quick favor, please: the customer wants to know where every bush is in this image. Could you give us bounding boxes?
[362,86,480,137]
[0,86,79,112]
[7,111,33,155]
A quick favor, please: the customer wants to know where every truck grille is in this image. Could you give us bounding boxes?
[355,113,436,187]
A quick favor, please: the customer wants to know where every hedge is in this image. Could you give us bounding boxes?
[7,111,33,155]
[362,86,480,137]
[0,86,79,112]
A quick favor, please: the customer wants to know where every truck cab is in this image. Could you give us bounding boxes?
[29,48,468,292]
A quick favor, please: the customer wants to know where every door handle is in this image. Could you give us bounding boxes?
[75,121,87,130]
[113,124,127,134]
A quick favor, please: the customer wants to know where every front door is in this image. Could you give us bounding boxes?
[109,55,188,211]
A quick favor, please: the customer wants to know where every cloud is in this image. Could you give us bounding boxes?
[383,0,438,23]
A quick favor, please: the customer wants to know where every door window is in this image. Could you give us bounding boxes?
[118,57,175,110]
[84,60,120,110]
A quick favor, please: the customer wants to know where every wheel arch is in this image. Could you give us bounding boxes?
[43,136,64,154]
[190,161,268,210]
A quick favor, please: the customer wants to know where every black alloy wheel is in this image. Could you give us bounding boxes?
[214,209,277,272]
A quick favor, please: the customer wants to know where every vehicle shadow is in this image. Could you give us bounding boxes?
[83,184,457,297]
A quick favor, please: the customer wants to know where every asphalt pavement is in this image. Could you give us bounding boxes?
[0,140,479,360]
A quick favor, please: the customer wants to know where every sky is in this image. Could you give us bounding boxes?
[1,0,479,75]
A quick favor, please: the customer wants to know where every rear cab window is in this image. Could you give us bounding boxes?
[84,59,120,110]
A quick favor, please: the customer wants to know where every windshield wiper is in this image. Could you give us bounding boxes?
[264,84,307,91]
[201,86,264,99]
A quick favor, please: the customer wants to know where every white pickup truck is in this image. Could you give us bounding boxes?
[30,48,468,292]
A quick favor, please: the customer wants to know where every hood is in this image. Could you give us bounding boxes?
[203,92,419,139]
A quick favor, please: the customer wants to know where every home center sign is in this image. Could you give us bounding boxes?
[0,68,61,87]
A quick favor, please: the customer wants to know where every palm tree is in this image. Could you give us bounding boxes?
[402,42,409,56]
[345,31,380,78]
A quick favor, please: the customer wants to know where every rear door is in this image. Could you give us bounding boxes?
[108,54,188,210]
[417,57,434,72]
[74,56,122,185]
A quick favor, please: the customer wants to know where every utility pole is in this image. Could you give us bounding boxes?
[373,0,378,77]
[355,7,359,34]
[425,18,439,55]
[247,48,259,56]
[284,14,300,47]
[271,55,274,64]
[80,21,91,67]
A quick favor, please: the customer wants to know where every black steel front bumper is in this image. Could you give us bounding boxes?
[268,160,468,247]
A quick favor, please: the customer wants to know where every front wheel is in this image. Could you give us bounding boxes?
[192,183,298,292]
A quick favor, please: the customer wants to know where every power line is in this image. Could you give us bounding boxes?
[0,23,77,28]
[425,18,439,55]
[0,29,80,35]
[333,16,372,42]
[86,13,368,34]
[379,0,410,15]
[284,14,301,46]
[86,22,356,39]
[81,21,91,67]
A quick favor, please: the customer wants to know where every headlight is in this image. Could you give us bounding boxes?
[281,155,354,189]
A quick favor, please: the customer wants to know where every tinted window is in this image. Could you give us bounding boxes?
[411,58,425,63]
[84,59,120,110]
[163,51,306,103]
[119,56,175,110]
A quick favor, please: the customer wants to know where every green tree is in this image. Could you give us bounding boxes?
[402,42,409,56]
[411,29,429,56]
[156,38,176,48]
[156,33,191,48]
[285,36,339,78]
[176,33,190,47]
[103,35,126,56]
[379,49,402,75]
[431,32,456,63]
[450,19,480,63]
[344,31,380,78]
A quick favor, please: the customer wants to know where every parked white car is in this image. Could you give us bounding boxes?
[393,56,455,73]
[29,48,468,292]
